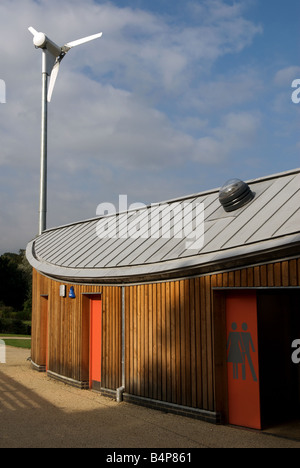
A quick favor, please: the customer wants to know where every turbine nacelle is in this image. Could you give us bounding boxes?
[32,32,62,57]
[29,26,102,101]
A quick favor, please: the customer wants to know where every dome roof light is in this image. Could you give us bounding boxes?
[219,178,254,212]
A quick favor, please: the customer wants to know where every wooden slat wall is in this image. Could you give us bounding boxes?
[125,277,216,411]
[31,271,122,388]
[31,269,49,368]
[124,259,300,412]
[101,286,122,390]
[215,260,300,288]
[32,258,300,411]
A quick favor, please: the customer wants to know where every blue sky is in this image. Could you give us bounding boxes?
[0,0,299,253]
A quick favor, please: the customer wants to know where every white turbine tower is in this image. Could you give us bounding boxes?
[28,27,102,235]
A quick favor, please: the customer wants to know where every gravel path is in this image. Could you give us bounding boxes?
[0,346,299,449]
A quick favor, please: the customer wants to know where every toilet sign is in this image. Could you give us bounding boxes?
[227,322,257,382]
[226,292,261,430]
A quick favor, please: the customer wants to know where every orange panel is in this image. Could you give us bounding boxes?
[226,292,261,429]
[41,296,48,371]
[90,298,102,387]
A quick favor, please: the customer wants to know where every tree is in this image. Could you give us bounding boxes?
[0,250,32,312]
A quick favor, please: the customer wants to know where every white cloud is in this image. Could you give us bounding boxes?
[191,111,261,164]
[0,0,266,252]
[274,66,300,87]
[182,68,263,115]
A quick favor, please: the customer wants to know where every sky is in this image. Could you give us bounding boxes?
[0,0,299,253]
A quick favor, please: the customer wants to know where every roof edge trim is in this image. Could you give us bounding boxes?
[26,235,300,284]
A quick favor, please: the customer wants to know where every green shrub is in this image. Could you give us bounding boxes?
[0,317,31,335]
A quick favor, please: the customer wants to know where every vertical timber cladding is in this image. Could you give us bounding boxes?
[32,258,300,410]
[101,286,122,391]
[124,259,300,412]
[31,269,49,368]
[31,270,123,388]
[125,278,215,412]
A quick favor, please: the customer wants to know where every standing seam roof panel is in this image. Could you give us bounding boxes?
[28,169,300,280]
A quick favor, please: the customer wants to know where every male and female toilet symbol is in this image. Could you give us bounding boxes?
[227,322,258,382]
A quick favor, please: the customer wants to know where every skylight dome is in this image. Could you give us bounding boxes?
[219,178,254,212]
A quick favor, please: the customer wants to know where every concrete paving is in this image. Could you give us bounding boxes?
[0,346,299,449]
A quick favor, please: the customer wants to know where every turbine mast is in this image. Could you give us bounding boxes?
[39,50,48,235]
[28,27,102,235]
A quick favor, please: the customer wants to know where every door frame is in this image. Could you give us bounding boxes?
[213,287,300,428]
[89,295,102,390]
[214,289,260,427]
[81,293,102,390]
[225,290,261,429]
[40,294,49,372]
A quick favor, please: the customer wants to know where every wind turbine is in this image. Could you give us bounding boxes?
[28,27,103,235]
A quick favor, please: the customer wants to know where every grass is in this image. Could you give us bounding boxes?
[2,339,31,349]
[0,333,30,338]
[0,334,31,349]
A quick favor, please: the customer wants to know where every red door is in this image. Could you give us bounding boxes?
[226,292,261,429]
[89,297,102,390]
[41,296,48,371]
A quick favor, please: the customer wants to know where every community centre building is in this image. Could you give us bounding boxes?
[26,168,300,430]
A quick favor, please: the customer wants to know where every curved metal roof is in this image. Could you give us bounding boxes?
[26,169,300,283]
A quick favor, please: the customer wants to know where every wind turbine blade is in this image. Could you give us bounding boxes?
[47,60,60,102]
[28,26,39,36]
[64,32,102,49]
